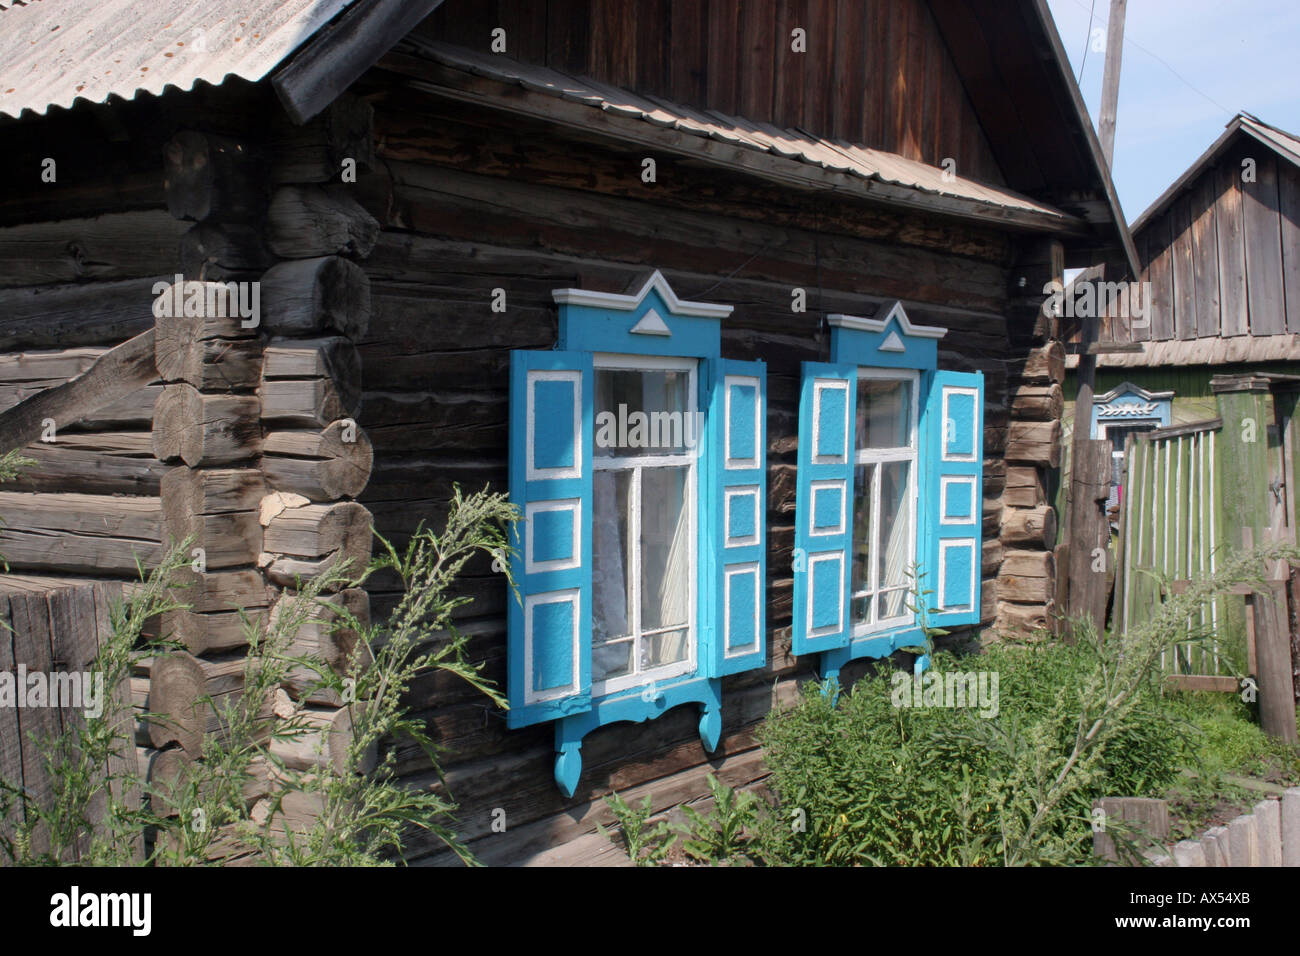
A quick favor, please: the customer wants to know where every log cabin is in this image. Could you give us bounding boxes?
[0,0,1134,864]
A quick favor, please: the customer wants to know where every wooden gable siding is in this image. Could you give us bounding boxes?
[349,91,1033,863]
[414,0,1007,185]
[1101,141,1300,345]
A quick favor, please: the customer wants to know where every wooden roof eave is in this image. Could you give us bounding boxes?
[373,51,1095,240]
[1130,116,1300,236]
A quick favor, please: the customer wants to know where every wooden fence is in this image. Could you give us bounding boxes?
[0,576,139,862]
[1117,419,1231,678]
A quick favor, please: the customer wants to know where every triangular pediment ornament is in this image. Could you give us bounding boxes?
[878,330,906,352]
[630,307,672,336]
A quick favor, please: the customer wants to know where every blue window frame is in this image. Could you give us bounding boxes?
[792,303,985,684]
[508,272,767,797]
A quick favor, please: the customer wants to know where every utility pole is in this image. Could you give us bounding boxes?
[1098,0,1127,167]
[1065,0,1127,639]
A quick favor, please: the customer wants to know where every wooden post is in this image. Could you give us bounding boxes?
[1252,581,1299,743]
[1098,0,1128,167]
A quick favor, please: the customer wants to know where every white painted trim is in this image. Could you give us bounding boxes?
[1095,381,1175,404]
[811,378,850,465]
[827,301,947,339]
[724,373,762,470]
[941,385,980,463]
[938,476,977,526]
[806,552,845,639]
[937,539,977,613]
[723,562,761,657]
[553,269,734,318]
[526,369,583,482]
[629,307,672,336]
[523,588,581,704]
[524,498,582,574]
[808,479,847,536]
[724,485,762,547]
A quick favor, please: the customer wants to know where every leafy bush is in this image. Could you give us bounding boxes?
[1,485,518,866]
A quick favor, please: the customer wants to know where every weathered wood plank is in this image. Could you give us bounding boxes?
[1216,157,1249,337]
[1242,152,1286,335]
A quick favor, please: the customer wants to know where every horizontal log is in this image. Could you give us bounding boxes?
[163,131,267,223]
[8,431,166,496]
[995,600,1055,633]
[1000,505,1058,549]
[0,277,161,351]
[152,384,260,466]
[268,705,377,776]
[268,93,375,185]
[266,185,379,259]
[161,467,264,569]
[1005,419,1062,467]
[163,568,271,654]
[982,498,1002,537]
[982,538,1005,576]
[180,222,275,281]
[153,283,261,388]
[1005,465,1046,508]
[259,256,371,339]
[147,651,271,755]
[275,588,372,705]
[1006,342,1065,385]
[147,747,271,817]
[262,420,374,501]
[261,499,373,561]
[0,210,189,288]
[260,377,361,428]
[1001,549,1055,578]
[1010,383,1064,421]
[0,492,160,574]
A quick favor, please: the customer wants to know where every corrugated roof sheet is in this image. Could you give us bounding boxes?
[402,38,1070,220]
[0,0,355,119]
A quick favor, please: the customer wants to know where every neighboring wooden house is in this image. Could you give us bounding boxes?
[0,0,1132,864]
[1063,114,1300,501]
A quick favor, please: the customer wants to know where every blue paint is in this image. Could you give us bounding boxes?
[812,484,842,530]
[531,506,574,563]
[512,275,768,795]
[727,383,757,460]
[941,542,975,610]
[922,369,984,629]
[945,389,976,458]
[531,598,575,692]
[727,490,756,540]
[532,379,576,471]
[944,480,973,520]
[795,322,984,679]
[727,568,757,652]
[815,385,847,459]
[507,350,594,730]
[792,363,856,656]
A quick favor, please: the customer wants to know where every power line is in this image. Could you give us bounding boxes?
[1078,0,1097,84]
[1061,0,1233,117]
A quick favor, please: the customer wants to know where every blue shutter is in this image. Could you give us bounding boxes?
[793,363,857,655]
[506,350,594,728]
[923,370,984,629]
[711,359,766,676]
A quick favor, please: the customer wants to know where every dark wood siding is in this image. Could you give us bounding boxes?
[415,0,1007,184]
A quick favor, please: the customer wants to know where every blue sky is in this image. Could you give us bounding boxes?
[1045,0,1300,224]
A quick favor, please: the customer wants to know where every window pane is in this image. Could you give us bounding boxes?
[595,368,694,457]
[878,589,908,620]
[592,470,632,646]
[876,460,912,594]
[644,628,689,669]
[856,378,912,449]
[850,463,875,625]
[593,638,633,683]
[640,465,691,631]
